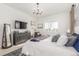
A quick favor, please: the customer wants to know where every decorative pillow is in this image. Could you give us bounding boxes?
[65,36,77,47]
[73,35,79,52]
[30,38,40,42]
[52,34,60,42]
[57,34,68,46]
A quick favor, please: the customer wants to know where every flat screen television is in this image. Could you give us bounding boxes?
[15,21,27,29]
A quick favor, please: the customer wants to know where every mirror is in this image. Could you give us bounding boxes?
[2,24,12,49]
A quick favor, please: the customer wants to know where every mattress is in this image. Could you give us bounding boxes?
[21,37,78,56]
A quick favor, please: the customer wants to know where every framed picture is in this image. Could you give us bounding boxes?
[37,24,43,29]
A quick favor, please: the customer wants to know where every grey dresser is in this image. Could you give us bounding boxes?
[13,31,31,45]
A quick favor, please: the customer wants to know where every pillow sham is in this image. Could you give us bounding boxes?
[52,34,60,42]
[57,34,68,46]
[65,36,77,47]
[73,35,79,52]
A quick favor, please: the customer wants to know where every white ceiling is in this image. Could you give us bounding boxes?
[4,3,72,18]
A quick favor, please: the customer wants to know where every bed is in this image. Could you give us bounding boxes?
[21,36,79,56]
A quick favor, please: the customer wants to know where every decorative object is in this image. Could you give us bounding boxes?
[32,3,43,15]
[2,24,12,49]
[30,21,35,26]
[34,32,41,38]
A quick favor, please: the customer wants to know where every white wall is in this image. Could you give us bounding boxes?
[36,12,70,35]
[0,4,35,48]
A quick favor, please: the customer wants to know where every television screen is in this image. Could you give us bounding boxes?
[15,21,27,29]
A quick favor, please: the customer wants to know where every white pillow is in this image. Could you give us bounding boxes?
[57,34,68,46]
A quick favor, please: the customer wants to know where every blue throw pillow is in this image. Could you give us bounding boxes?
[73,36,79,52]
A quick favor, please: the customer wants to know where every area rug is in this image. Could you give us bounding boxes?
[3,48,22,56]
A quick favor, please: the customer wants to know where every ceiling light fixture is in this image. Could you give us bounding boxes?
[32,3,43,15]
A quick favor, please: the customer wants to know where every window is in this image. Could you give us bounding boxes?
[44,22,58,30]
[44,23,50,29]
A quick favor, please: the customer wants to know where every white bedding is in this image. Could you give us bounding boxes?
[21,36,78,56]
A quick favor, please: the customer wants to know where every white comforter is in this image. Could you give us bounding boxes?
[21,36,78,56]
